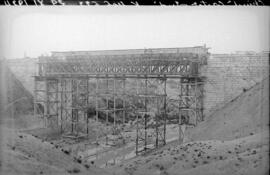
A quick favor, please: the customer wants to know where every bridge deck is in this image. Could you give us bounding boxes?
[38,46,209,77]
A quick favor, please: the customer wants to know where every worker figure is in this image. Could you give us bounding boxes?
[179,115,188,144]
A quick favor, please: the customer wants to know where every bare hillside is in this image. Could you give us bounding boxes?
[0,59,33,117]
[186,77,269,142]
[0,127,111,175]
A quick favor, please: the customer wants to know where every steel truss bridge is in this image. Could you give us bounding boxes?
[34,46,209,155]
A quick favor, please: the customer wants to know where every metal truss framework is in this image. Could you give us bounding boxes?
[134,78,167,154]
[177,77,204,143]
[34,46,209,154]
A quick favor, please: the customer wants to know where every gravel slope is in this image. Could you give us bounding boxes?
[0,127,111,175]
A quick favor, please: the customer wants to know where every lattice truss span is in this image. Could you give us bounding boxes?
[34,46,209,154]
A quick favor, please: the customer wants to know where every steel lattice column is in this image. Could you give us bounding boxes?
[178,77,204,144]
[45,79,59,129]
[135,77,167,155]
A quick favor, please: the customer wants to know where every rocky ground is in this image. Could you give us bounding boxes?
[112,132,268,175]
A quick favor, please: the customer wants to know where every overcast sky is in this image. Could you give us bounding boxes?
[0,6,269,59]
